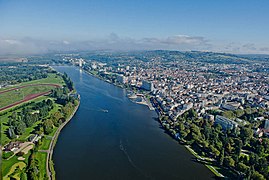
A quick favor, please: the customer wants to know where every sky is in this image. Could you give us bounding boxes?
[0,0,269,55]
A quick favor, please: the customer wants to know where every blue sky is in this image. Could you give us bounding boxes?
[0,0,269,54]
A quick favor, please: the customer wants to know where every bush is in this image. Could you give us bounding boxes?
[3,151,14,159]
[16,151,25,156]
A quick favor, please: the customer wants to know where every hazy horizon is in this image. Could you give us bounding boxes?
[1,0,269,55]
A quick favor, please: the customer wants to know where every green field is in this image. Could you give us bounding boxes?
[0,85,55,108]
[0,73,65,109]
[1,97,62,146]
[0,73,65,92]
[1,73,64,178]
[36,152,48,179]
[39,136,52,150]
[3,162,26,180]
[1,99,63,178]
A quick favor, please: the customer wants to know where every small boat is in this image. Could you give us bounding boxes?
[101,109,109,113]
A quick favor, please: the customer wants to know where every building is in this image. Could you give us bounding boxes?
[117,74,128,84]
[79,58,84,67]
[215,115,239,130]
[263,119,269,130]
[141,80,154,91]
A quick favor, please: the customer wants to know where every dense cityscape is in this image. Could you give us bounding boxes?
[60,50,269,179]
[1,1,269,180]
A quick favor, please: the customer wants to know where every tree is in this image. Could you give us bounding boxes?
[234,109,245,117]
[249,152,259,166]
[262,138,269,153]
[46,99,53,107]
[203,125,211,141]
[256,144,264,156]
[225,142,233,154]
[240,127,253,145]
[51,111,63,127]
[251,171,266,180]
[15,121,26,135]
[43,119,53,135]
[234,138,243,155]
[8,127,16,139]
[222,111,235,119]
[224,156,235,167]
[209,145,220,158]
[188,109,197,119]
[219,149,224,166]
[257,157,268,177]
[27,154,40,180]
[237,162,249,174]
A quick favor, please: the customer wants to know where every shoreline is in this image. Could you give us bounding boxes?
[46,96,80,180]
[82,68,223,178]
[84,69,155,111]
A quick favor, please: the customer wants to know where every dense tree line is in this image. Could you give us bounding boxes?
[7,99,54,138]
[162,108,269,179]
[0,65,51,85]
[62,72,74,91]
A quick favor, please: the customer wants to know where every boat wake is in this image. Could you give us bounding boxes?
[119,139,153,179]
[81,106,108,113]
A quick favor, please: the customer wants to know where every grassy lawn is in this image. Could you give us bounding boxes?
[1,96,61,145]
[0,73,65,92]
[90,70,98,75]
[36,152,48,179]
[2,155,21,177]
[3,161,26,180]
[1,73,66,179]
[184,145,224,177]
[39,136,52,150]
[0,84,57,108]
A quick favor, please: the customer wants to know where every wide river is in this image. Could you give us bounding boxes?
[53,66,214,180]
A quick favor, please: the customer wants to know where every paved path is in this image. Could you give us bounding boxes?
[46,100,80,180]
[7,142,34,160]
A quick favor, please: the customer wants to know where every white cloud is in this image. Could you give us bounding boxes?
[0,34,268,55]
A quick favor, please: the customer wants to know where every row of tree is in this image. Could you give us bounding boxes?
[0,65,49,85]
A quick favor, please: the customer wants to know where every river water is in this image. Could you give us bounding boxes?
[53,66,214,180]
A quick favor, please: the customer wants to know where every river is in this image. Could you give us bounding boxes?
[53,66,214,180]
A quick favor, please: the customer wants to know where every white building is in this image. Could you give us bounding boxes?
[215,115,238,130]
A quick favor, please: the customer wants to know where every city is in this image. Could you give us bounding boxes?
[1,0,269,180]
[62,50,269,179]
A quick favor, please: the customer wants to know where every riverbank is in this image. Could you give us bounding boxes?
[47,96,80,180]
[157,115,225,178]
[83,68,222,178]
[85,69,155,111]
[52,66,216,179]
